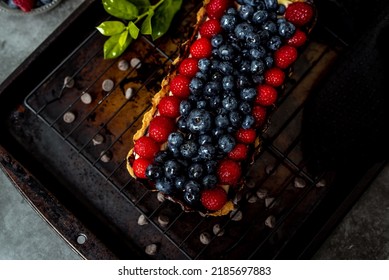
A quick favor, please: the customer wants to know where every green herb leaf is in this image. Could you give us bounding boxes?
[140,10,153,35]
[104,32,133,59]
[129,0,151,13]
[128,21,140,39]
[102,0,139,20]
[119,30,129,47]
[96,21,126,36]
[151,0,182,41]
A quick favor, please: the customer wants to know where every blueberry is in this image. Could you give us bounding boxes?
[164,160,182,179]
[211,71,223,81]
[229,111,242,127]
[175,176,187,190]
[259,30,270,41]
[212,127,226,138]
[277,4,286,15]
[202,175,218,189]
[267,35,282,51]
[218,134,236,153]
[179,100,192,117]
[243,0,262,6]
[189,77,204,95]
[242,114,255,129]
[236,75,252,89]
[218,44,235,61]
[198,143,216,160]
[220,14,238,32]
[264,56,274,68]
[155,177,175,194]
[239,60,251,73]
[183,181,201,205]
[252,74,264,84]
[7,0,18,9]
[239,5,254,20]
[188,163,204,179]
[222,75,235,91]
[218,61,234,75]
[250,59,265,75]
[245,32,262,48]
[204,81,221,97]
[196,100,208,109]
[154,151,169,164]
[198,58,211,73]
[167,144,181,157]
[209,96,222,108]
[177,116,188,132]
[264,0,278,11]
[252,10,268,25]
[205,160,218,174]
[168,132,184,147]
[262,21,277,34]
[211,34,224,48]
[146,164,163,180]
[239,101,252,114]
[195,71,208,81]
[226,7,238,15]
[215,112,230,128]
[234,22,254,40]
[278,21,296,38]
[179,140,198,158]
[249,47,265,59]
[198,134,213,145]
[187,109,212,133]
[222,96,238,111]
[240,87,257,101]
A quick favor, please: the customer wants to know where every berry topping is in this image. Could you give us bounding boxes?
[264,67,285,87]
[252,105,267,128]
[201,187,228,211]
[158,96,181,118]
[199,19,222,38]
[217,159,242,185]
[13,0,36,12]
[236,128,257,144]
[134,136,160,159]
[284,2,314,27]
[206,0,231,19]
[190,38,213,59]
[287,29,307,48]
[170,75,191,99]
[255,84,278,106]
[148,116,176,143]
[228,143,249,161]
[274,45,298,69]
[133,158,151,179]
[178,58,199,77]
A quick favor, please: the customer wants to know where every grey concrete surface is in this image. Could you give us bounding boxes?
[0,0,388,260]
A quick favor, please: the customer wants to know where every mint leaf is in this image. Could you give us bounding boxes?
[130,0,151,13]
[102,0,139,20]
[119,30,129,47]
[151,0,182,40]
[128,21,140,39]
[104,33,133,59]
[140,11,153,35]
[96,21,126,36]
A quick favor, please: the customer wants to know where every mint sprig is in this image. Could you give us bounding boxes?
[97,0,183,59]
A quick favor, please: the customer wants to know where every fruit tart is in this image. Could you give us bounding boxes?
[127,0,316,216]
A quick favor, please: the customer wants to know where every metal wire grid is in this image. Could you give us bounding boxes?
[23,4,345,259]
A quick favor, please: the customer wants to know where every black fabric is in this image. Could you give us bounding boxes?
[302,4,389,174]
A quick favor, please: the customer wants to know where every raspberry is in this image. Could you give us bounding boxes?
[178,58,199,78]
[206,0,231,19]
[200,187,228,211]
[228,143,249,161]
[236,128,257,144]
[134,136,160,159]
[252,105,267,128]
[170,75,191,99]
[133,158,151,179]
[285,2,314,27]
[199,19,222,38]
[148,116,176,143]
[287,29,307,48]
[256,84,278,106]
[274,45,298,69]
[217,159,241,185]
[264,68,285,87]
[190,38,213,59]
[14,0,35,12]
[158,96,181,118]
